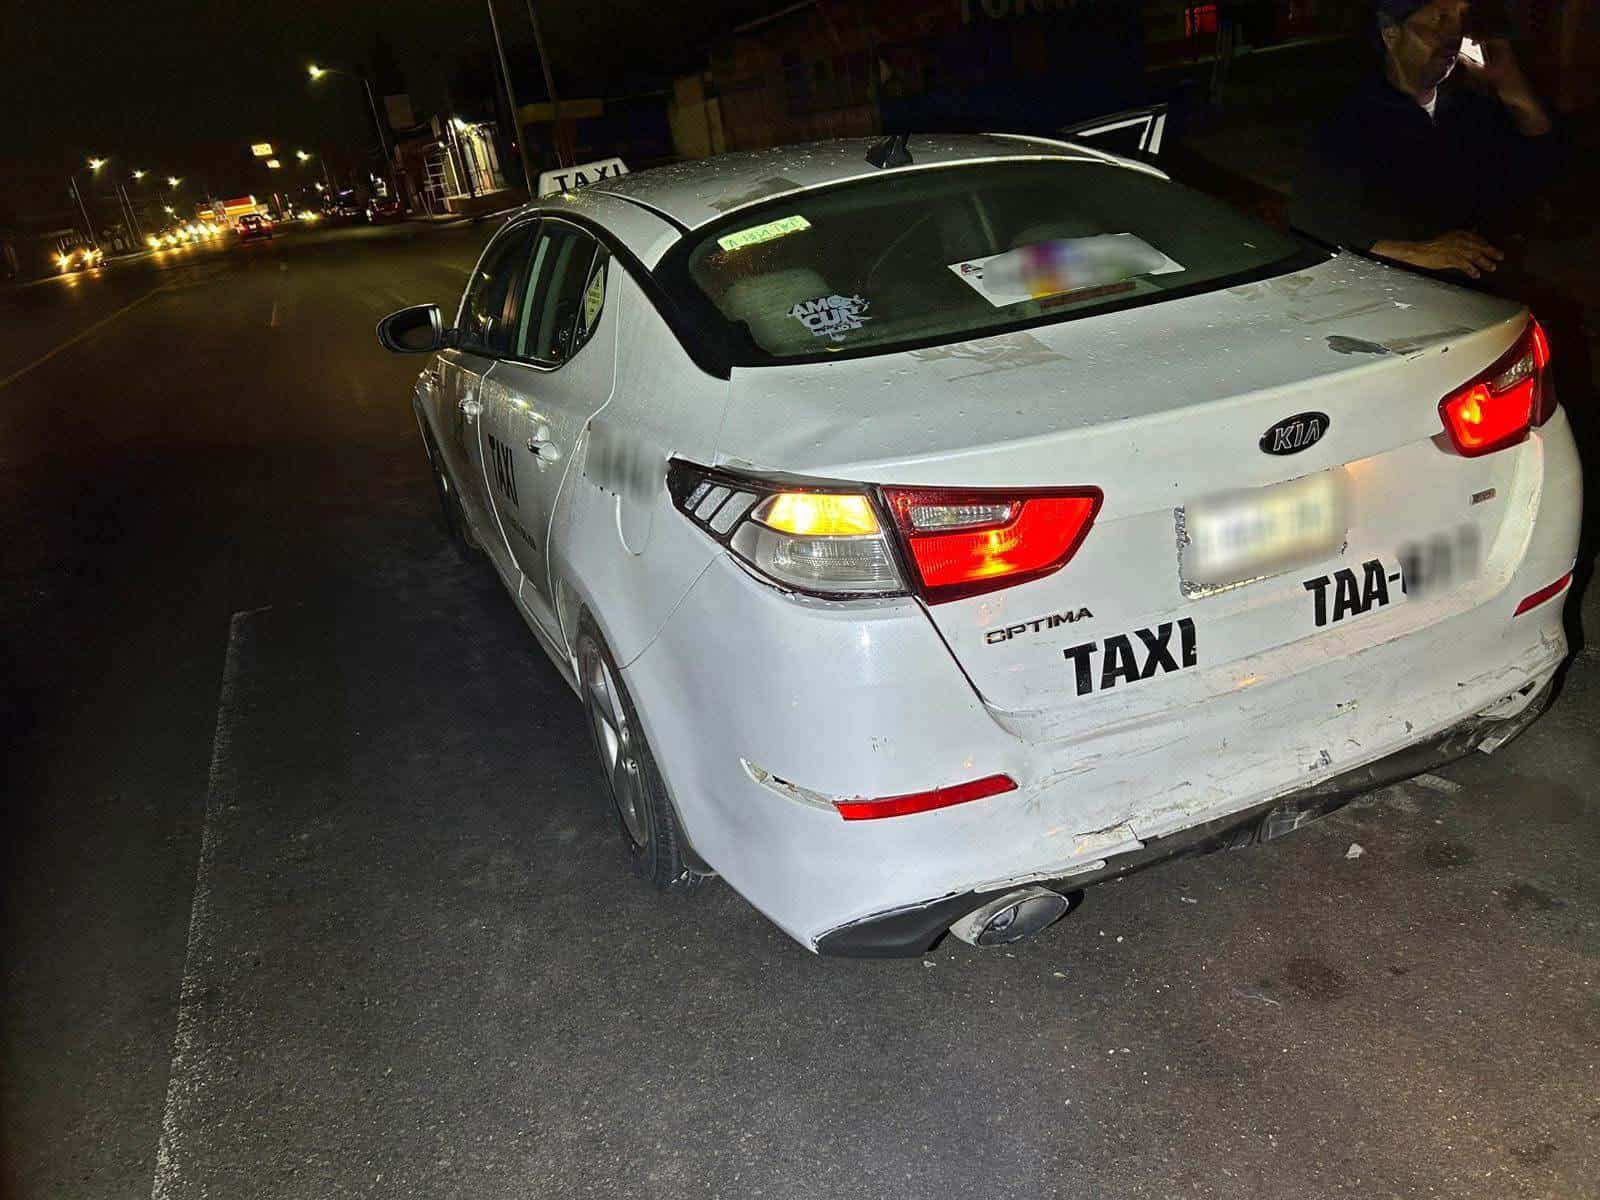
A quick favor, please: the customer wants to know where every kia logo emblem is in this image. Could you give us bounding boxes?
[1260,411,1329,455]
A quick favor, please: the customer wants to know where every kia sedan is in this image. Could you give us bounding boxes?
[378,135,1580,956]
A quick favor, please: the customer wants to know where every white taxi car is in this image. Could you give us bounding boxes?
[379,135,1580,956]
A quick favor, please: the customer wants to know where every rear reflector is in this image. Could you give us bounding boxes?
[834,773,1017,820]
[882,486,1103,603]
[1438,319,1549,456]
[1513,571,1572,616]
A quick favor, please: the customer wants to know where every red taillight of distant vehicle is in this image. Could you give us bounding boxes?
[1438,319,1554,457]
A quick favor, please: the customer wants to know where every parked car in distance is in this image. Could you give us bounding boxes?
[367,196,404,223]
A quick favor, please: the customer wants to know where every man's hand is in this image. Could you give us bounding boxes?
[1460,38,1553,135]
[1371,231,1504,278]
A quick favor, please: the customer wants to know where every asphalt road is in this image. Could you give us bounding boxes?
[3,223,1597,1200]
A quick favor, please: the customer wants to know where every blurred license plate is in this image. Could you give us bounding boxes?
[1180,471,1348,593]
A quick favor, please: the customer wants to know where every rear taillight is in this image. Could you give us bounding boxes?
[1438,318,1553,457]
[882,487,1102,604]
[1530,318,1556,425]
[670,463,1102,604]
[669,462,905,598]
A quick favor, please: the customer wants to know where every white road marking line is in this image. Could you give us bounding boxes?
[269,301,280,328]
[149,605,269,1200]
[0,288,162,391]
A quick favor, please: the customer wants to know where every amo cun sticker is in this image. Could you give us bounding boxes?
[788,293,871,342]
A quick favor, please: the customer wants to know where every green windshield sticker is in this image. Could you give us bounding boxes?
[717,215,812,252]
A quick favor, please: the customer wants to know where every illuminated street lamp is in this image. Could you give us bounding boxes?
[296,149,310,162]
[308,61,397,195]
[132,169,147,180]
[167,176,182,189]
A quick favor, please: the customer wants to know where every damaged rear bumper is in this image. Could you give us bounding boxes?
[815,678,1554,957]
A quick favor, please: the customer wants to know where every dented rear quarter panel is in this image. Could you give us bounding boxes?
[549,270,732,669]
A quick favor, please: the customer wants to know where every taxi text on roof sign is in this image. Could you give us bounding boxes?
[537,157,629,198]
[250,143,274,158]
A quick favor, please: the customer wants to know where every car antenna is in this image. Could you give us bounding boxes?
[865,132,912,169]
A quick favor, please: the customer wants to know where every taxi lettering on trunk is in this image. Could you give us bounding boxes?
[1063,619,1198,696]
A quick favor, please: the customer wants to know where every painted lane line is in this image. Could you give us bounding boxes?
[148,605,269,1200]
[0,288,163,391]
[269,301,280,328]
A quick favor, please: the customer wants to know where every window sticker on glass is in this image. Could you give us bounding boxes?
[717,215,812,252]
[788,293,871,341]
[582,267,605,332]
[949,233,1184,308]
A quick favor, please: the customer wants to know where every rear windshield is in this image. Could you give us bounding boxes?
[656,159,1320,366]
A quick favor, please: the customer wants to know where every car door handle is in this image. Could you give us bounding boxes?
[526,427,561,462]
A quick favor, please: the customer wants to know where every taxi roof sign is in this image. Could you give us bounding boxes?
[250,143,274,158]
[537,157,628,198]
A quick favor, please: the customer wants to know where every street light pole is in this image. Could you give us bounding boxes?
[119,183,143,242]
[309,64,400,198]
[360,76,389,168]
[522,0,566,168]
[68,175,95,245]
[484,0,536,195]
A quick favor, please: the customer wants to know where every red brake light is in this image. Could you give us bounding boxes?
[1530,318,1551,370]
[881,486,1102,603]
[1530,318,1556,425]
[1438,319,1551,457]
[834,773,1017,820]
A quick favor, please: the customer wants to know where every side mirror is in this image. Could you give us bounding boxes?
[377,303,449,354]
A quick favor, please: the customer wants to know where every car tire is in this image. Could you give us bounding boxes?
[422,428,480,557]
[576,622,701,893]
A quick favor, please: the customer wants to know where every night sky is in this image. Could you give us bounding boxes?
[1,0,771,220]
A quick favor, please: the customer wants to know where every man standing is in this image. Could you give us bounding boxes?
[1289,0,1558,279]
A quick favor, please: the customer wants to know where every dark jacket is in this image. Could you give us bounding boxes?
[1289,72,1560,253]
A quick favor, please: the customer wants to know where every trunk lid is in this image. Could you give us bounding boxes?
[713,255,1534,725]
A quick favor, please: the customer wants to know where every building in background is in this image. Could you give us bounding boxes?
[393,116,510,215]
[516,94,676,178]
[669,0,1361,157]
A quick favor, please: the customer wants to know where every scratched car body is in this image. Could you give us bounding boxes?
[380,135,1580,956]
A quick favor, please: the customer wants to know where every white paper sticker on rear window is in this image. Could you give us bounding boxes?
[950,233,1184,308]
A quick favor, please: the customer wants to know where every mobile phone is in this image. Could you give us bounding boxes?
[1459,37,1485,68]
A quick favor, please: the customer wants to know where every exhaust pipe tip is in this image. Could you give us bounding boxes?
[948,885,1072,947]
